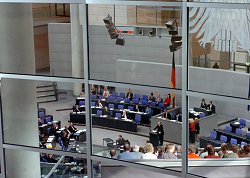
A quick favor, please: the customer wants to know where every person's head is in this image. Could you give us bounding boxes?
[209,101,213,105]
[165,144,176,153]
[128,88,131,92]
[124,143,131,152]
[144,143,154,153]
[133,145,140,152]
[150,92,154,96]
[155,146,163,156]
[206,145,216,156]
[118,135,123,139]
[242,144,250,154]
[201,98,205,103]
[139,147,145,153]
[104,86,108,91]
[194,118,199,123]
[70,122,73,126]
[220,143,228,154]
[110,148,116,157]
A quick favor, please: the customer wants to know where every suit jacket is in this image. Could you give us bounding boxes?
[200,103,207,110]
[154,124,164,135]
[208,104,216,114]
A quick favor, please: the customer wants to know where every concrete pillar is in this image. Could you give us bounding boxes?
[70,4,83,96]
[0,4,40,178]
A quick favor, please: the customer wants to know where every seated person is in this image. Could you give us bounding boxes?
[110,148,117,159]
[122,109,128,119]
[200,98,207,110]
[51,123,59,138]
[207,101,216,114]
[103,86,110,97]
[90,84,96,95]
[73,105,80,113]
[79,92,85,97]
[163,108,171,120]
[126,88,133,101]
[96,100,103,108]
[38,118,43,126]
[148,92,155,102]
[175,113,182,122]
[164,94,171,108]
[145,105,152,119]
[61,130,70,149]
[135,104,140,112]
[96,85,102,96]
[68,122,78,134]
[116,135,126,146]
[155,93,162,105]
[103,106,111,118]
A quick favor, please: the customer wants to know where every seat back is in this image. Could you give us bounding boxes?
[91,102,96,106]
[124,98,130,103]
[132,98,139,104]
[115,113,121,119]
[107,96,114,101]
[241,141,247,147]
[97,110,103,116]
[112,92,118,98]
[235,128,242,135]
[119,92,125,98]
[220,135,227,143]
[141,99,148,105]
[239,118,246,128]
[224,125,232,133]
[230,138,237,145]
[159,103,164,110]
[91,94,97,99]
[128,106,134,111]
[134,94,141,99]
[118,105,124,110]
[99,95,105,100]
[116,97,123,102]
[135,114,141,124]
[142,95,148,100]
[149,102,156,106]
[79,100,85,106]
[108,104,115,109]
[209,130,217,140]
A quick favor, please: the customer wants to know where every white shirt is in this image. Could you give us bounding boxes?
[142,153,157,159]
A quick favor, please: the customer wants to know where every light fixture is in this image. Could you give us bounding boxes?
[103,14,125,46]
[116,35,125,46]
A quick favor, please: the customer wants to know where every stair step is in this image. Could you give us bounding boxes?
[37,89,55,93]
[37,94,56,98]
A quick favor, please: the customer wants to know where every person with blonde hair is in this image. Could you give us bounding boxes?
[142,143,157,159]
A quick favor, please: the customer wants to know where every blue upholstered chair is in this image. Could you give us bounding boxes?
[116,97,123,102]
[124,98,130,103]
[132,98,139,104]
[79,100,85,106]
[149,102,156,106]
[235,128,242,135]
[239,118,246,128]
[108,103,114,109]
[209,130,217,140]
[98,95,105,100]
[230,138,237,145]
[134,94,141,99]
[91,94,97,99]
[142,95,148,101]
[224,125,232,133]
[91,102,96,106]
[118,105,124,110]
[220,135,227,143]
[135,114,141,124]
[115,113,121,119]
[128,106,134,111]
[119,92,125,99]
[159,103,164,111]
[97,110,103,116]
[112,92,118,98]
[107,96,115,101]
[241,141,247,147]
[141,99,148,105]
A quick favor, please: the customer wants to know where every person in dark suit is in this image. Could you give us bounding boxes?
[208,101,216,114]
[149,92,155,102]
[154,121,164,146]
[68,122,78,134]
[163,108,171,120]
[126,88,133,101]
[200,98,207,110]
[103,106,111,118]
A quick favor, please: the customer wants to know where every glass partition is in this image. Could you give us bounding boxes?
[88,4,182,90]
[1,78,86,153]
[0,3,83,78]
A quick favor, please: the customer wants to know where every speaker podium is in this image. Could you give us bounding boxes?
[149,131,159,147]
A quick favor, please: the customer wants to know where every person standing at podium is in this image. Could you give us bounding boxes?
[154,121,164,146]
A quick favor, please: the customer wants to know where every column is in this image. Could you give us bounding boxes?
[70,4,83,96]
[0,4,40,178]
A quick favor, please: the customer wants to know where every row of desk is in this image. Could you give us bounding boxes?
[78,106,150,125]
[76,97,162,116]
[70,112,137,132]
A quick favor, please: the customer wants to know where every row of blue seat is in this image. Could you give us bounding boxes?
[209,130,247,146]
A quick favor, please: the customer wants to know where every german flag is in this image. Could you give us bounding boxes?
[171,52,176,108]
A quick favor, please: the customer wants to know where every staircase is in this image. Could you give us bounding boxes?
[36,81,58,104]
